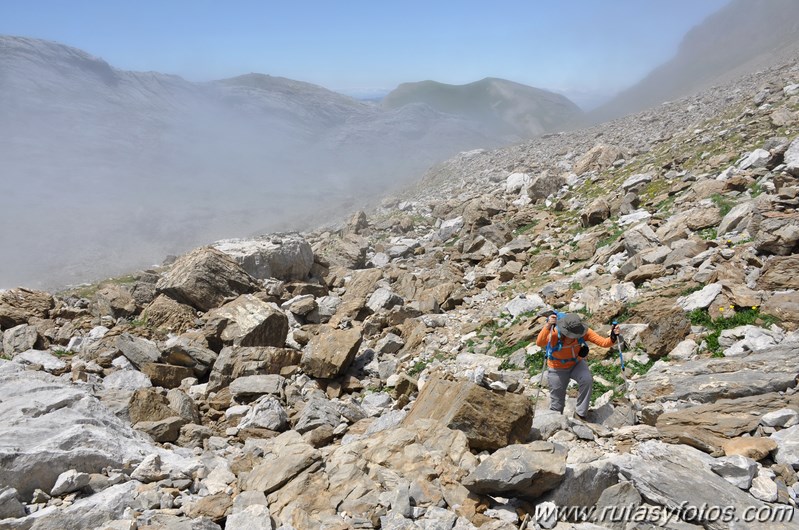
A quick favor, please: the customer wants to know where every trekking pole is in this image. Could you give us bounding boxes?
[612,320,630,394]
[530,317,554,428]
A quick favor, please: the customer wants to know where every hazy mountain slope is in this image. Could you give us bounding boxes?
[382,77,583,139]
[0,36,504,289]
[588,0,799,124]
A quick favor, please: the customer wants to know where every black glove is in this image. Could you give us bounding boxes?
[579,344,590,358]
[610,330,618,343]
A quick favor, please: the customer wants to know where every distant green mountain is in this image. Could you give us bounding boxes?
[382,77,583,139]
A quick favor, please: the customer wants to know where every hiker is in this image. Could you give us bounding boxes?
[536,312,620,420]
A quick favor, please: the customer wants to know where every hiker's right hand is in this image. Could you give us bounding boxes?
[548,315,557,328]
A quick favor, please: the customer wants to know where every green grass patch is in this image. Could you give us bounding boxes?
[51,349,72,358]
[597,226,625,248]
[514,220,539,236]
[710,193,735,217]
[407,360,428,377]
[688,307,780,355]
[698,227,718,241]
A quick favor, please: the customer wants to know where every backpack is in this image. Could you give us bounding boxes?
[545,310,587,365]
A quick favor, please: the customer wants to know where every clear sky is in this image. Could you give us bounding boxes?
[0,0,730,108]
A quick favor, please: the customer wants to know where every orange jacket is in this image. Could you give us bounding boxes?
[536,326,614,370]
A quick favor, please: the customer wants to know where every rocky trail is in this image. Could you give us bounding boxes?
[1,57,799,530]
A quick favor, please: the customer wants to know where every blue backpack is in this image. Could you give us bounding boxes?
[545,311,587,365]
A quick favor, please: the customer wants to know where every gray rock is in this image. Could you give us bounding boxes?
[772,424,799,469]
[50,469,90,496]
[739,148,771,170]
[225,504,274,530]
[634,347,799,404]
[361,392,394,417]
[504,294,546,319]
[239,431,320,493]
[130,454,167,483]
[90,284,138,319]
[750,475,778,502]
[785,136,799,176]
[623,223,661,256]
[2,324,39,356]
[115,333,161,369]
[0,365,155,500]
[0,487,25,519]
[204,295,289,348]
[367,288,404,313]
[718,201,755,236]
[709,455,757,489]
[316,295,341,321]
[213,234,313,281]
[230,374,285,399]
[462,442,566,499]
[438,217,464,242]
[238,396,288,431]
[167,388,200,424]
[762,408,799,428]
[102,369,153,391]
[14,349,66,372]
[612,440,767,530]
[544,460,618,508]
[376,333,405,354]
[621,173,652,191]
[294,396,343,433]
[7,482,139,530]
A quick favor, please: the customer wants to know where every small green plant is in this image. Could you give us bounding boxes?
[749,182,765,198]
[130,316,149,328]
[597,226,625,248]
[514,220,539,235]
[51,349,71,358]
[710,193,735,217]
[407,360,429,377]
[698,227,717,241]
[570,282,583,291]
[688,306,779,355]
[587,360,624,403]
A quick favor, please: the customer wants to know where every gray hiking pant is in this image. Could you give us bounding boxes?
[547,360,593,417]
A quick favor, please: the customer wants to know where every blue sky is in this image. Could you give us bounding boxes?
[0,0,730,108]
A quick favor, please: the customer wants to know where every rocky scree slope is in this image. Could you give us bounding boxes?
[2,54,799,530]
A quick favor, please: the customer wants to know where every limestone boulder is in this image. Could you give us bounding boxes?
[0,365,155,500]
[752,211,799,256]
[300,325,363,379]
[631,301,691,358]
[156,246,261,311]
[89,285,138,319]
[140,363,195,389]
[543,460,618,508]
[757,255,799,290]
[204,295,289,349]
[115,333,161,369]
[785,135,799,176]
[462,442,566,499]
[580,199,610,228]
[761,291,799,328]
[229,374,285,400]
[329,269,383,325]
[402,376,533,451]
[772,425,799,469]
[573,144,623,176]
[239,431,321,494]
[710,455,757,489]
[655,392,797,455]
[208,346,301,392]
[0,288,54,330]
[612,441,771,530]
[141,294,198,335]
[634,347,799,404]
[2,324,40,356]
[213,234,314,281]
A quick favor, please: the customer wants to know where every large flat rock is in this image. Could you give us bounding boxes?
[0,363,156,500]
[633,346,799,404]
[402,376,532,451]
